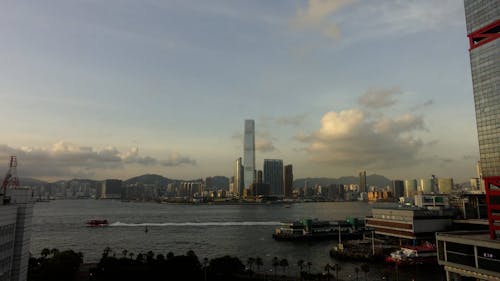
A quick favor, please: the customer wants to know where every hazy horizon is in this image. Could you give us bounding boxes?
[0,1,478,182]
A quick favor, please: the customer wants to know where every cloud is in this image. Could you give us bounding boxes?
[358,87,401,109]
[0,141,195,179]
[255,139,277,153]
[411,99,434,111]
[299,108,425,169]
[291,0,355,39]
[161,152,197,167]
[275,114,308,127]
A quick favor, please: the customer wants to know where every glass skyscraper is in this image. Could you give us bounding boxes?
[464,0,499,239]
[263,159,284,196]
[243,120,255,190]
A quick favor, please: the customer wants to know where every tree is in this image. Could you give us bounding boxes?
[128,252,134,260]
[279,258,289,274]
[255,257,263,272]
[40,248,50,259]
[361,264,370,281]
[272,257,280,279]
[246,257,255,272]
[102,247,111,259]
[167,252,174,260]
[334,264,341,281]
[307,261,312,273]
[355,267,360,281]
[122,249,128,258]
[324,263,332,281]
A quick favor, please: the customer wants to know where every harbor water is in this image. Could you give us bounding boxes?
[31,200,444,280]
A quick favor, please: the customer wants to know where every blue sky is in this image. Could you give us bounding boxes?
[0,0,479,182]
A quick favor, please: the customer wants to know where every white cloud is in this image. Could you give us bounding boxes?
[291,0,355,39]
[0,141,196,179]
[358,87,401,109]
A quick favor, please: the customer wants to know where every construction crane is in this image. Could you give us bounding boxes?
[1,156,20,203]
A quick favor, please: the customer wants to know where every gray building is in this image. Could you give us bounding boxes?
[359,171,366,193]
[263,159,284,196]
[243,120,255,190]
[233,157,244,196]
[101,179,122,199]
[283,164,293,198]
[391,180,405,199]
[0,188,34,281]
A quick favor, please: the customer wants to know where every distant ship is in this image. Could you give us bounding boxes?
[86,219,109,227]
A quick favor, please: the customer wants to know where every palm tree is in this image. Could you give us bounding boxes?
[272,257,280,279]
[334,264,341,281]
[136,253,144,263]
[355,267,360,281]
[50,248,60,257]
[102,247,111,258]
[128,252,134,260]
[122,249,128,258]
[307,261,312,273]
[324,264,332,281]
[279,258,289,274]
[167,252,174,260]
[41,248,50,259]
[255,257,263,272]
[247,257,255,271]
[361,264,370,281]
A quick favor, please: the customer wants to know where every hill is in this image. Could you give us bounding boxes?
[293,174,391,188]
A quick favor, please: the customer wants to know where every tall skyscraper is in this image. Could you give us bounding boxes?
[465,0,500,239]
[233,157,244,196]
[391,180,405,199]
[404,179,418,198]
[263,159,284,196]
[243,120,255,190]
[358,171,367,193]
[283,164,293,198]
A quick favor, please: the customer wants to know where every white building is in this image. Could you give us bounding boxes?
[0,188,34,281]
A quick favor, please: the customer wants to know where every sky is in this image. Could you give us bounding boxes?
[0,0,479,182]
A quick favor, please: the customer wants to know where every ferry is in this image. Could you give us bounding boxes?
[385,244,437,266]
[272,218,363,241]
[86,219,109,227]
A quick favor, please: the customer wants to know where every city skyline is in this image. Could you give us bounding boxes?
[0,1,478,182]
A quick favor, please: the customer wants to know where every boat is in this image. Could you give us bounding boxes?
[272,218,364,241]
[385,244,437,266]
[86,219,109,227]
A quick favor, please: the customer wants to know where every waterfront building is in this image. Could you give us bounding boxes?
[0,188,34,281]
[263,159,284,196]
[358,171,367,193]
[233,157,244,196]
[414,194,450,209]
[243,120,255,190]
[283,165,293,198]
[391,180,405,199]
[100,179,122,199]
[404,179,418,198]
[437,178,454,194]
[365,207,453,241]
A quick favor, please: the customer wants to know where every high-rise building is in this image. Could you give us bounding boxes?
[404,179,418,198]
[419,178,433,193]
[465,0,500,240]
[437,178,454,194]
[283,165,293,198]
[243,120,255,190]
[359,171,367,193]
[263,159,284,196]
[100,179,122,199]
[233,157,244,196]
[0,188,34,281]
[391,180,405,199]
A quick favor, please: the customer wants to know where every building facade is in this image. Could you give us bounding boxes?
[283,165,293,198]
[404,179,418,198]
[243,120,255,190]
[358,171,367,193]
[233,157,244,196]
[101,179,122,199]
[263,159,284,196]
[391,180,405,199]
[0,188,34,281]
[464,0,500,239]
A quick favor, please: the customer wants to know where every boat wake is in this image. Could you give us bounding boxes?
[110,221,281,227]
